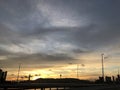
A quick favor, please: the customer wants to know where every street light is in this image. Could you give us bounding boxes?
[17,63,21,82]
[101,53,104,82]
[68,63,85,79]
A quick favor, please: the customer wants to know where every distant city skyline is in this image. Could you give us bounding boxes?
[0,0,120,80]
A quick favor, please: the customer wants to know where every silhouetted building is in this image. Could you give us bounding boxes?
[95,77,104,83]
[116,74,120,83]
[105,76,111,83]
[28,74,32,81]
[99,77,104,83]
[112,76,115,82]
[0,69,7,83]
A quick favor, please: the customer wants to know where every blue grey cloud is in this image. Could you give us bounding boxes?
[0,0,120,68]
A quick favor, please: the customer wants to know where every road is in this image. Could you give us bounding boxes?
[0,83,120,90]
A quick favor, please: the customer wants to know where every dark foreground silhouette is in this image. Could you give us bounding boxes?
[0,78,120,90]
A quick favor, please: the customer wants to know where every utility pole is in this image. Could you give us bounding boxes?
[118,68,119,75]
[101,54,104,82]
[17,64,21,82]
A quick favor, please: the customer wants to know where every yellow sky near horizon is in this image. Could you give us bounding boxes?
[5,60,120,81]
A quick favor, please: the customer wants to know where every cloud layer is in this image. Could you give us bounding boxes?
[0,0,120,78]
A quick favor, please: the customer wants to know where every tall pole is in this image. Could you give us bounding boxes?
[101,54,104,82]
[17,64,21,82]
[118,68,119,75]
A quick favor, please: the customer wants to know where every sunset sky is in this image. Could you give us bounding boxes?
[0,0,120,81]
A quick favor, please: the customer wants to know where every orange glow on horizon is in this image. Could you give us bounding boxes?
[5,55,120,81]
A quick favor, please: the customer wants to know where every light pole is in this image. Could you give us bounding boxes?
[101,53,104,82]
[17,64,21,82]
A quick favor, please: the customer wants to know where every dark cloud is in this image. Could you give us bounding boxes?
[0,0,35,21]
[0,53,76,68]
[0,48,11,56]
[71,49,87,54]
[0,0,120,69]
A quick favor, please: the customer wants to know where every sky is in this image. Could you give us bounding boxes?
[0,0,120,81]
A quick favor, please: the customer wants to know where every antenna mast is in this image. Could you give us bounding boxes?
[17,64,21,82]
[118,68,119,75]
[101,53,104,82]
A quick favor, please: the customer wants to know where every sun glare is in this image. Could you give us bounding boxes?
[32,76,41,80]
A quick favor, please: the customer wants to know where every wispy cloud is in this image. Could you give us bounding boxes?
[0,0,120,79]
